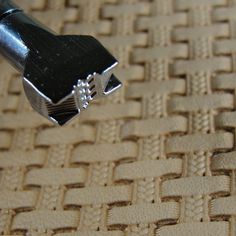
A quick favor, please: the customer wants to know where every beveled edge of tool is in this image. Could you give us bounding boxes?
[0,0,22,20]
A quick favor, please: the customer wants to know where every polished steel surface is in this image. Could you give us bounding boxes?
[0,0,122,125]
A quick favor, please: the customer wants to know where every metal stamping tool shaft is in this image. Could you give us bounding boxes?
[0,0,122,125]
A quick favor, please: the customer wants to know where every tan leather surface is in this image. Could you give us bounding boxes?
[0,0,235,235]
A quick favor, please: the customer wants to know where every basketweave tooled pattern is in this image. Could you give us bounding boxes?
[0,0,235,235]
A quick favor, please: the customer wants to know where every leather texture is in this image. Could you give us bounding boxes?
[0,0,235,235]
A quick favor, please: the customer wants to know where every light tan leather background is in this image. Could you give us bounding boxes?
[0,0,235,235]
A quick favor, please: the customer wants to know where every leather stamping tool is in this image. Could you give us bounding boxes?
[0,0,122,125]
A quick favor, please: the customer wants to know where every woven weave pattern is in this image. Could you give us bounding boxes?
[0,0,235,235]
